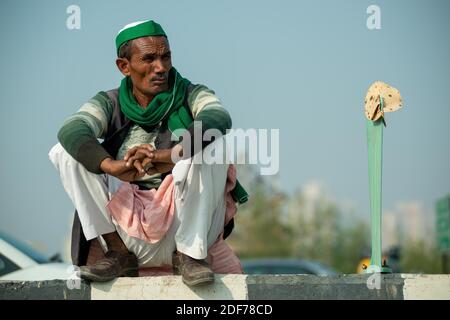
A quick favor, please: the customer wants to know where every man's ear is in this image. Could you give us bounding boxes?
[116,58,131,76]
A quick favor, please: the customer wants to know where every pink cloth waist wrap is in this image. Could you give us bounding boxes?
[105,164,242,275]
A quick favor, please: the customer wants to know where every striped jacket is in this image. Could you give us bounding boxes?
[57,83,234,266]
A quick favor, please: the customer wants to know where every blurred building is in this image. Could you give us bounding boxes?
[383,201,434,251]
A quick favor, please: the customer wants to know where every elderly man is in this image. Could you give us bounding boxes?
[49,20,247,286]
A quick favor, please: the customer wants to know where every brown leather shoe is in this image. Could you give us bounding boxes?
[79,250,138,282]
[173,252,214,286]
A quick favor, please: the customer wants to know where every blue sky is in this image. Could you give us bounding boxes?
[0,0,449,256]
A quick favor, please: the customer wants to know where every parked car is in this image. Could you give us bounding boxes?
[0,231,71,281]
[241,258,339,276]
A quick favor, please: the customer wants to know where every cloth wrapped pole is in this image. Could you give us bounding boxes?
[366,98,384,272]
[364,82,403,273]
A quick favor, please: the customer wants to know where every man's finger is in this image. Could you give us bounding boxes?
[139,144,155,152]
[133,160,146,175]
[135,149,154,159]
[126,155,138,167]
[126,151,154,167]
[124,146,140,161]
[126,152,149,167]
[142,158,153,168]
[130,144,155,155]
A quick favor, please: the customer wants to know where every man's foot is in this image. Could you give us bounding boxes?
[173,252,214,286]
[79,250,138,282]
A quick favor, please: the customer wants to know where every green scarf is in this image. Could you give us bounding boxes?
[119,67,192,134]
[119,67,248,204]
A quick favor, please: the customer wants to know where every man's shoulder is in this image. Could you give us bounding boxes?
[79,89,119,118]
[98,88,120,98]
[188,83,214,94]
[186,83,217,103]
[88,89,119,106]
[102,88,120,103]
[103,88,119,95]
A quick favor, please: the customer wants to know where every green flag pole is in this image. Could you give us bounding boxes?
[365,96,392,274]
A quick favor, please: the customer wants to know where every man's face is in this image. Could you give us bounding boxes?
[119,36,172,97]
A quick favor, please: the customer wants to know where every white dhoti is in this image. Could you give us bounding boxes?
[49,138,229,268]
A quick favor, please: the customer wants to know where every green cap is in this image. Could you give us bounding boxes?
[115,20,166,55]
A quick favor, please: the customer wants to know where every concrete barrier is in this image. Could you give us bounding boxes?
[1,274,449,300]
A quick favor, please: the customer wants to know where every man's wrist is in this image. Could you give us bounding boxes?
[100,157,114,174]
[171,144,183,163]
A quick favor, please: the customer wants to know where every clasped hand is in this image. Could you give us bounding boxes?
[100,144,183,182]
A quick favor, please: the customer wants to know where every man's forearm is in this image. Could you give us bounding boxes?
[182,109,232,158]
[58,119,112,174]
[99,157,114,174]
[151,145,183,164]
[57,91,114,174]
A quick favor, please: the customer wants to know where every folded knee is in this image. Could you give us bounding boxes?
[49,143,79,171]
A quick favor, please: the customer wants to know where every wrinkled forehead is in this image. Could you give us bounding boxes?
[131,36,170,57]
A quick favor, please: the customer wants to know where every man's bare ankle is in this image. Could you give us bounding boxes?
[102,232,129,253]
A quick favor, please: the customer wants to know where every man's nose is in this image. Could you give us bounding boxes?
[153,58,167,74]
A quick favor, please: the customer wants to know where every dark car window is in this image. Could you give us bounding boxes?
[271,266,313,274]
[242,259,339,276]
[244,266,273,274]
[0,253,20,277]
[244,265,313,275]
